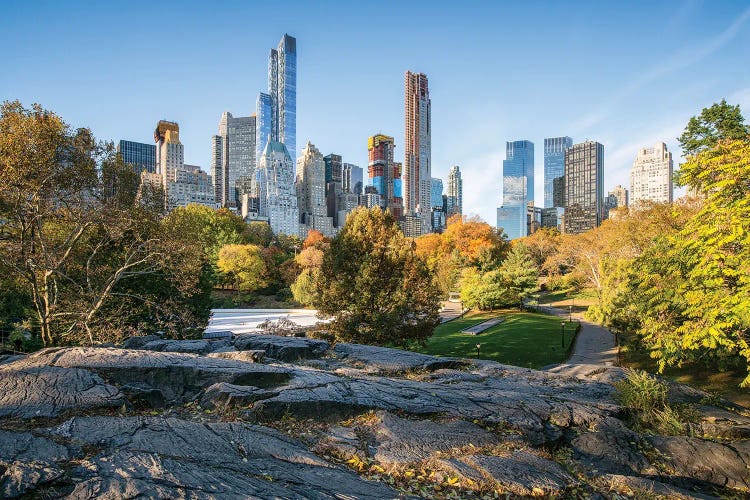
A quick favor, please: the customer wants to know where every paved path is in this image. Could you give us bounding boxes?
[536,304,618,366]
[439,301,464,323]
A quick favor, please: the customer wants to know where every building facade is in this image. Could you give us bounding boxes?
[404,71,431,228]
[153,121,215,209]
[447,165,462,217]
[367,134,403,218]
[212,112,256,209]
[257,140,299,236]
[544,136,573,208]
[117,140,156,175]
[498,140,534,240]
[154,120,184,204]
[430,177,445,233]
[297,142,333,237]
[324,153,343,226]
[169,164,215,208]
[256,92,273,164]
[630,142,673,206]
[268,34,296,163]
[343,163,363,195]
[564,141,604,234]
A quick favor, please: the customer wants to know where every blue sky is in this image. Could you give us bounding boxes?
[2,0,749,223]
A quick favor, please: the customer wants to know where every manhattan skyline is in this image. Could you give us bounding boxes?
[2,1,749,224]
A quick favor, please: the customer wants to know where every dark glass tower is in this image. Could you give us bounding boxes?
[544,136,573,208]
[117,140,156,174]
[564,141,604,234]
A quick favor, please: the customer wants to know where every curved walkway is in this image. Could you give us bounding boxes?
[536,305,617,367]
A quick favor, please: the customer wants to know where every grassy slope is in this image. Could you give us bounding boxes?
[419,310,577,369]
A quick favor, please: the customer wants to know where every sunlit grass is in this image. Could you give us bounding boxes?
[417,310,577,369]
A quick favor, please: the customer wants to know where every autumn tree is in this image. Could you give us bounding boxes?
[291,231,329,306]
[442,214,507,268]
[414,214,508,296]
[246,221,274,247]
[0,101,210,346]
[316,207,440,346]
[216,244,268,293]
[518,227,560,272]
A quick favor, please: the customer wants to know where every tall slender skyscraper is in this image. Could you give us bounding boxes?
[630,142,673,207]
[447,165,462,217]
[268,34,296,163]
[497,140,534,240]
[210,135,224,204]
[564,141,604,234]
[544,137,573,208]
[430,178,443,209]
[404,71,431,225]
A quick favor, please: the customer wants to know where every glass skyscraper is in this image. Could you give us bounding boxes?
[544,137,573,208]
[268,34,296,163]
[430,177,443,209]
[497,140,534,240]
[213,112,256,208]
[256,93,273,166]
[343,163,363,195]
[117,140,156,174]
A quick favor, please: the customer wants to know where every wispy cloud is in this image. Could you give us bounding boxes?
[570,5,750,135]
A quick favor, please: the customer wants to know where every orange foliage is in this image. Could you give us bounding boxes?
[442,215,502,263]
[414,233,443,260]
[302,230,328,249]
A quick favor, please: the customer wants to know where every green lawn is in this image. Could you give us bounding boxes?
[537,288,598,314]
[418,311,577,369]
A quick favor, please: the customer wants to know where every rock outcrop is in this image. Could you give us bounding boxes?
[0,334,748,499]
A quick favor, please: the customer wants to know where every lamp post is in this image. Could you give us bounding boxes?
[476,343,481,358]
[568,305,572,322]
[561,321,565,349]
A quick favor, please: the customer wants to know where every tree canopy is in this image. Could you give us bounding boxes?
[0,101,211,346]
[315,207,441,346]
[678,99,749,157]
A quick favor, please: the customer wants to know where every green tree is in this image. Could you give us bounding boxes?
[163,204,247,263]
[216,244,268,293]
[246,221,273,247]
[678,99,749,157]
[459,244,538,311]
[0,101,210,345]
[291,268,319,306]
[497,244,539,308]
[316,207,440,346]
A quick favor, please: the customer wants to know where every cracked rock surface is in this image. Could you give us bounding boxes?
[0,338,748,499]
